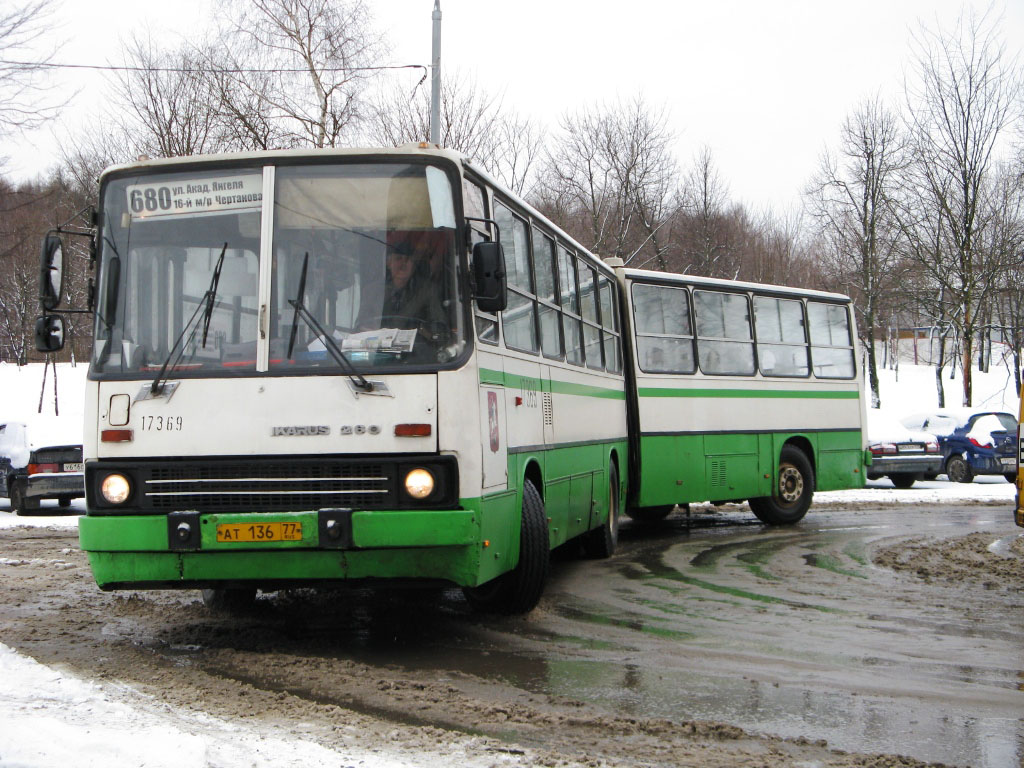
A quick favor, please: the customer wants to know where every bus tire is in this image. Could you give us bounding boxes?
[463,478,550,614]
[201,588,257,613]
[582,463,620,559]
[945,456,973,484]
[749,445,814,525]
[626,505,674,523]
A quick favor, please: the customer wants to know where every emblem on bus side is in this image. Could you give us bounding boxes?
[271,425,330,436]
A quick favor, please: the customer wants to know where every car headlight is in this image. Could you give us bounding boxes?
[404,468,435,499]
[100,473,131,504]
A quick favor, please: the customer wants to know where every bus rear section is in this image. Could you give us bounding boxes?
[617,268,867,524]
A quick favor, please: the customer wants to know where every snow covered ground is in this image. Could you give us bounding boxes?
[0,355,1020,766]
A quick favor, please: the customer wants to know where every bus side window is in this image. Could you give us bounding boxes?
[753,295,809,377]
[694,290,755,376]
[807,301,855,378]
[598,276,621,374]
[558,246,584,366]
[532,229,562,359]
[631,283,695,374]
[579,261,603,370]
[495,202,538,354]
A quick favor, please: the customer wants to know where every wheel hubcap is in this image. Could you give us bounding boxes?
[778,466,803,503]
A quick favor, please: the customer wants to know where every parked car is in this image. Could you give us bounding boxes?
[900,409,1017,483]
[866,411,943,488]
[0,421,83,515]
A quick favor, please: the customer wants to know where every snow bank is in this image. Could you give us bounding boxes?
[0,643,420,768]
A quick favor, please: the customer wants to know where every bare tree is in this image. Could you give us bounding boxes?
[537,95,679,266]
[904,7,1022,406]
[213,0,386,149]
[806,97,909,408]
[677,146,732,276]
[369,71,543,196]
[0,0,59,140]
[110,34,227,159]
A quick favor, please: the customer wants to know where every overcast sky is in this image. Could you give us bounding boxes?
[4,0,1021,212]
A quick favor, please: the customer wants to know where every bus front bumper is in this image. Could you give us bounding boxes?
[78,508,486,589]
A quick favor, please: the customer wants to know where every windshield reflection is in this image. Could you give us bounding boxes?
[92,162,465,378]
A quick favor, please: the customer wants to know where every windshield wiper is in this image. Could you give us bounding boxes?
[287,252,373,392]
[150,242,228,395]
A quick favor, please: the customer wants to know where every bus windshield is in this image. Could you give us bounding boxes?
[92,161,465,378]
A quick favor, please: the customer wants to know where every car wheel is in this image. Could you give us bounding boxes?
[1004,472,1017,483]
[9,481,40,516]
[888,473,920,489]
[945,456,973,484]
[58,497,72,508]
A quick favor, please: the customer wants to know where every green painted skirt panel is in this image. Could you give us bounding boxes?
[637,430,864,506]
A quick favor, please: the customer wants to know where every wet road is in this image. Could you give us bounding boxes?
[2,501,1023,766]
[537,504,1024,766]
[316,502,1024,766]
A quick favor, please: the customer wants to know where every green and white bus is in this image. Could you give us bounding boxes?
[35,144,866,613]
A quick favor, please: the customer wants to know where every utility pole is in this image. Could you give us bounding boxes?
[430,1,442,145]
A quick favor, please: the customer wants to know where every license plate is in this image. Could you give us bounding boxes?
[1001,457,1016,467]
[62,463,83,472]
[216,522,303,543]
[896,444,916,453]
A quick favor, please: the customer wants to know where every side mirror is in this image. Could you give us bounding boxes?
[39,233,64,310]
[35,314,66,353]
[472,241,507,313]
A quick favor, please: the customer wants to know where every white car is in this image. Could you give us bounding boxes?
[866,411,943,488]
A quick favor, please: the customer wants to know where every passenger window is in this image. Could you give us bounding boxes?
[599,276,622,374]
[753,296,809,377]
[533,230,562,359]
[631,283,695,374]
[579,261,603,370]
[494,202,537,353]
[807,302,855,378]
[694,290,755,375]
[558,246,584,366]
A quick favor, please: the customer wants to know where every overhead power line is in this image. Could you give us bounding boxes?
[0,59,426,76]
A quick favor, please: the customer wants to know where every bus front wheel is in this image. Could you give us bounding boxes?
[749,446,814,525]
[201,588,257,613]
[463,478,550,614]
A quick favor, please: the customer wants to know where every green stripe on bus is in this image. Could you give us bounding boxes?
[638,387,859,399]
[479,368,626,400]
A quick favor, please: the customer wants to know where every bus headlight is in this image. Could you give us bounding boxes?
[404,468,435,499]
[100,473,131,504]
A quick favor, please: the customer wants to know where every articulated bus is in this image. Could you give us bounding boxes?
[35,145,866,613]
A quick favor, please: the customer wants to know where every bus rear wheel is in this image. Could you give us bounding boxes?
[749,446,814,525]
[463,478,550,614]
[582,463,620,559]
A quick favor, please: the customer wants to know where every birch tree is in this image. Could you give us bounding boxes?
[904,8,1021,406]
[806,97,908,408]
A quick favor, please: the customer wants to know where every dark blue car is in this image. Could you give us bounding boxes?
[900,410,1017,483]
